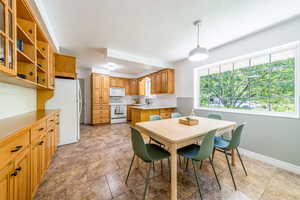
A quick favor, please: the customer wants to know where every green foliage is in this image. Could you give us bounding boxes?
[199,58,295,113]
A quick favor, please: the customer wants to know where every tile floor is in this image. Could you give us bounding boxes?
[35,123,300,200]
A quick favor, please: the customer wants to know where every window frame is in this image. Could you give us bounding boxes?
[193,41,300,119]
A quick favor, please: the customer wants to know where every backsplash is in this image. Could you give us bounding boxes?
[139,94,177,106]
[0,83,36,119]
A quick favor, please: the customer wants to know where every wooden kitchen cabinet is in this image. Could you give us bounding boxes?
[14,148,31,200]
[138,78,145,95]
[129,79,138,95]
[0,162,14,200]
[0,110,59,200]
[91,73,110,125]
[54,53,76,79]
[131,107,175,125]
[150,69,174,94]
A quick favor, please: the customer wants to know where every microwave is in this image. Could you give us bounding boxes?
[110,88,125,97]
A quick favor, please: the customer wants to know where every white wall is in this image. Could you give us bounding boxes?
[0,83,36,119]
[174,16,300,167]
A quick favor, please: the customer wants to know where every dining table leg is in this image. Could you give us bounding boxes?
[170,143,177,200]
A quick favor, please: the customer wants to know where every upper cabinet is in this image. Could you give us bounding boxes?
[0,0,16,76]
[129,78,138,95]
[150,69,174,95]
[54,53,76,79]
[0,0,57,89]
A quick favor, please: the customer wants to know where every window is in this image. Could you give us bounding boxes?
[194,42,299,117]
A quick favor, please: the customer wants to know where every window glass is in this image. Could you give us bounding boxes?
[196,45,297,115]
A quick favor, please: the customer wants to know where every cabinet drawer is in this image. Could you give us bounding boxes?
[47,115,56,128]
[0,130,30,169]
[31,120,46,142]
[93,105,109,110]
[93,109,109,118]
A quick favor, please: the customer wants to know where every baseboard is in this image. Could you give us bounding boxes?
[239,148,300,175]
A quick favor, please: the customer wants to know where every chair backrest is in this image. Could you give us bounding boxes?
[227,123,245,150]
[149,115,161,121]
[208,114,222,120]
[130,128,151,162]
[171,112,182,118]
[195,129,217,161]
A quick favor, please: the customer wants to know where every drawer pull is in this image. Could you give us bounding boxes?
[11,146,22,152]
[39,141,44,145]
[16,167,22,171]
[38,128,44,131]
[50,120,54,122]
[50,129,54,132]
[11,171,18,177]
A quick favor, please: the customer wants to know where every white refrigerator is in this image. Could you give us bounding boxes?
[46,78,82,145]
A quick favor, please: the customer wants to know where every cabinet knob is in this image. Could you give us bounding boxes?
[50,129,54,132]
[39,141,44,145]
[11,171,18,176]
[16,167,22,171]
[38,128,44,131]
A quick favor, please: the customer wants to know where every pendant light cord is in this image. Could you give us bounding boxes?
[197,22,200,48]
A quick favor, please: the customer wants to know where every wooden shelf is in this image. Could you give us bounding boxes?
[37,65,46,73]
[17,24,34,45]
[37,48,46,59]
[17,49,35,64]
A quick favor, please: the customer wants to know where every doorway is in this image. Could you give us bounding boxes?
[79,79,85,124]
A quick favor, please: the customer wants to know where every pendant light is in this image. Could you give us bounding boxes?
[188,20,209,61]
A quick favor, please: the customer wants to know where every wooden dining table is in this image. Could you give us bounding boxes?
[135,116,236,200]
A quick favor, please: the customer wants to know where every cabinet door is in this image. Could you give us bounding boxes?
[55,54,76,79]
[101,75,109,104]
[30,141,39,196]
[161,70,168,93]
[14,148,31,200]
[124,79,130,95]
[0,162,14,200]
[138,78,145,95]
[155,73,162,94]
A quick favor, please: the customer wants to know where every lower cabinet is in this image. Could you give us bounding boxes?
[0,111,60,200]
[14,148,31,200]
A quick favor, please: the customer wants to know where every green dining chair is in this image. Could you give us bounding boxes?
[212,123,247,190]
[177,129,221,200]
[149,115,161,121]
[171,112,182,118]
[125,127,170,200]
[208,113,222,120]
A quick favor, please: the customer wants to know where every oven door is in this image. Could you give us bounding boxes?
[111,105,127,119]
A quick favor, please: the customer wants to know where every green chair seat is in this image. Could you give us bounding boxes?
[177,144,200,160]
[146,144,170,161]
[214,137,230,149]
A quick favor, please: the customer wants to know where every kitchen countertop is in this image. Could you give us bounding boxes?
[0,110,59,141]
[130,105,177,110]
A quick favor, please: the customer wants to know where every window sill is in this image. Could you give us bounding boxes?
[194,107,299,119]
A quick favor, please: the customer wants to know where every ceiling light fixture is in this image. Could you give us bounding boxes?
[188,20,209,62]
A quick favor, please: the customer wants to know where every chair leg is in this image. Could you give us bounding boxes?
[236,148,248,176]
[152,162,155,172]
[149,138,152,143]
[224,151,237,190]
[212,147,216,162]
[125,154,135,184]
[192,160,203,200]
[179,156,182,168]
[186,158,189,170]
[199,160,203,169]
[160,160,163,173]
[166,158,171,181]
[143,163,152,200]
[209,157,221,190]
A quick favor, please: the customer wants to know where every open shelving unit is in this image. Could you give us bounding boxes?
[0,0,54,89]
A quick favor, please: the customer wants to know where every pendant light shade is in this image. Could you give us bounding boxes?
[188,20,209,62]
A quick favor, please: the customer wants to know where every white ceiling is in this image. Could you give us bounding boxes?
[41,0,300,71]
